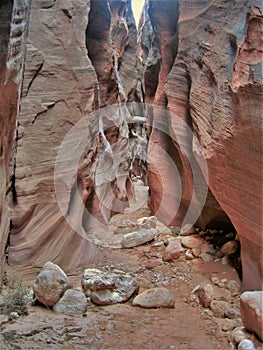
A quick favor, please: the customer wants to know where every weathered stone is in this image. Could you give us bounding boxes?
[200,252,214,263]
[225,307,240,320]
[221,318,242,332]
[133,288,175,308]
[210,300,228,318]
[81,268,139,305]
[53,289,87,315]
[121,228,159,248]
[232,327,253,345]
[144,260,162,270]
[220,241,239,256]
[181,236,202,249]
[240,291,263,341]
[162,239,184,262]
[226,280,240,296]
[137,216,157,229]
[33,262,72,307]
[194,283,214,308]
[238,339,256,350]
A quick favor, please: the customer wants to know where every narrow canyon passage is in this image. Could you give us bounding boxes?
[0,0,262,349]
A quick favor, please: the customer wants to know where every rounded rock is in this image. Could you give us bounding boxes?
[133,287,175,308]
[220,240,238,256]
[181,236,202,249]
[238,339,256,350]
[33,262,73,307]
[53,289,88,315]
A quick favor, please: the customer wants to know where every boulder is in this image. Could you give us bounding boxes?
[181,236,202,249]
[162,239,184,262]
[133,288,175,308]
[81,268,139,305]
[121,228,159,248]
[53,289,87,315]
[240,291,263,341]
[220,241,239,256]
[33,262,72,307]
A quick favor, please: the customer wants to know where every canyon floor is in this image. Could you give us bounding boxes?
[0,183,261,350]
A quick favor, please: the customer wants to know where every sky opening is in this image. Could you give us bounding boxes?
[131,0,145,28]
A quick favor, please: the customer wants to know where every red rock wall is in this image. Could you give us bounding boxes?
[8,0,103,271]
[5,0,141,273]
[142,0,263,290]
[0,0,31,289]
[1,0,261,292]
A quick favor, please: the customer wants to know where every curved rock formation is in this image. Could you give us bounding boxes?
[141,0,263,290]
[0,0,262,293]
[0,0,31,288]
[8,0,103,271]
[2,0,143,274]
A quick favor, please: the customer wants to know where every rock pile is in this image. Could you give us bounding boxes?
[190,280,262,349]
[32,261,176,313]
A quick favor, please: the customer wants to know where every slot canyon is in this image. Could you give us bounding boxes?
[0,0,262,349]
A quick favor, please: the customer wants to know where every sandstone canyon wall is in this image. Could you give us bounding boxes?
[0,0,31,289]
[141,0,262,290]
[0,0,141,283]
[0,0,262,292]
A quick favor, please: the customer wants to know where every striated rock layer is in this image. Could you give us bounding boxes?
[0,0,31,289]
[0,0,262,293]
[141,0,263,290]
[4,0,142,273]
[8,0,103,271]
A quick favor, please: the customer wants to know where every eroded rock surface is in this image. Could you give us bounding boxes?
[121,228,160,248]
[140,0,263,290]
[33,262,73,307]
[53,289,88,315]
[81,268,139,305]
[0,0,31,289]
[240,291,263,341]
[132,287,175,308]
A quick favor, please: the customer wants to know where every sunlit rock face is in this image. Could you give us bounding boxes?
[140,0,263,290]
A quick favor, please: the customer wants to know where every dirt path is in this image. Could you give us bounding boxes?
[0,183,257,350]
